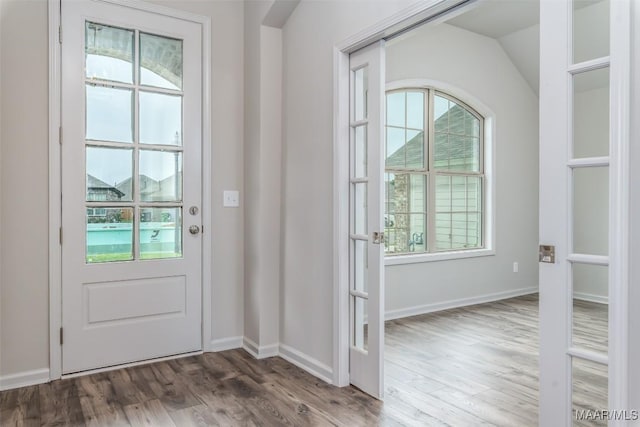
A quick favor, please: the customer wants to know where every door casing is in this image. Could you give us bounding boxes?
[47,0,213,380]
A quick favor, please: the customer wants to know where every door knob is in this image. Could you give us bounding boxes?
[189,225,200,235]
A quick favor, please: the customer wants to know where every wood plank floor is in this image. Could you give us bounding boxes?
[0,293,608,426]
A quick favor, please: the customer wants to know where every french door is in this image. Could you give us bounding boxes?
[60,0,203,374]
[348,41,385,398]
[539,0,628,424]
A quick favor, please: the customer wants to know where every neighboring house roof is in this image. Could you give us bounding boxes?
[386,103,476,169]
[114,172,182,201]
[87,174,125,198]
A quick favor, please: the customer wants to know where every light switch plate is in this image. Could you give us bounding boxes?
[223,190,239,208]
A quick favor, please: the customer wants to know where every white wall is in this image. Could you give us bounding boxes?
[0,0,245,379]
[1,0,50,378]
[383,23,539,317]
[280,0,414,374]
[243,0,282,355]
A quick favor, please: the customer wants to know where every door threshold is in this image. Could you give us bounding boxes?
[60,350,203,380]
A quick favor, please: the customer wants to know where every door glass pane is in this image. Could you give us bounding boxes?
[354,125,367,178]
[139,91,182,146]
[85,22,134,84]
[86,147,133,202]
[86,208,134,263]
[353,67,368,121]
[572,263,608,354]
[573,68,609,158]
[572,357,608,425]
[573,167,608,255]
[353,183,367,235]
[353,239,368,293]
[86,85,133,143]
[353,296,368,351]
[140,33,183,90]
[140,207,182,259]
[573,0,610,64]
[139,150,182,202]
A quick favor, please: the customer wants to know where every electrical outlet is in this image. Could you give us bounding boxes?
[513,262,519,273]
[223,190,239,208]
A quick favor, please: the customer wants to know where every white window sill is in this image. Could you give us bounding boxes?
[384,248,495,266]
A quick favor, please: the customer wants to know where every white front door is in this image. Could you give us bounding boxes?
[348,41,385,398]
[539,0,625,424]
[61,0,203,374]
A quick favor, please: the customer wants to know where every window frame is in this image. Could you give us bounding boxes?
[384,85,494,264]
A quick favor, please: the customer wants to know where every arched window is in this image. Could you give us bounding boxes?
[385,89,485,255]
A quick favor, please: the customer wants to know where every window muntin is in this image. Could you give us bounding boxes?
[384,88,485,256]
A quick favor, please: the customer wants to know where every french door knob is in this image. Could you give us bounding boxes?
[189,225,200,235]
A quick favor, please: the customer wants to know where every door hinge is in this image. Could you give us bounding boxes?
[58,26,62,44]
[59,227,63,245]
[60,327,63,345]
[59,126,62,144]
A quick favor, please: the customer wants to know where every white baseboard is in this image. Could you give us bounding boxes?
[385,286,539,321]
[209,336,243,352]
[574,292,609,305]
[278,343,333,384]
[242,337,279,359]
[0,368,50,391]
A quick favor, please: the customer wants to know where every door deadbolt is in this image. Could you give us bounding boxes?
[189,206,199,215]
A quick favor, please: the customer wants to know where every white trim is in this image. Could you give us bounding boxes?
[242,337,279,359]
[49,0,213,381]
[332,0,472,391]
[279,344,334,385]
[48,0,63,382]
[384,287,538,321]
[209,336,243,352]
[61,351,202,380]
[573,292,609,305]
[567,348,609,366]
[385,249,494,265]
[567,56,610,74]
[567,157,610,168]
[567,253,609,266]
[0,369,51,391]
[608,0,631,419]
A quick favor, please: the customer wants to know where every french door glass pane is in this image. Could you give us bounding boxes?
[86,146,133,202]
[354,125,367,178]
[139,92,182,146]
[572,0,610,64]
[573,68,609,159]
[139,150,183,202]
[353,183,367,235]
[353,67,368,122]
[353,239,368,293]
[86,85,133,143]
[139,32,183,90]
[86,208,134,263]
[572,357,608,425]
[572,263,608,354]
[573,167,608,255]
[353,296,368,351]
[85,22,134,84]
[140,207,182,259]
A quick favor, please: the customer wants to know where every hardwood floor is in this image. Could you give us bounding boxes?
[0,294,608,426]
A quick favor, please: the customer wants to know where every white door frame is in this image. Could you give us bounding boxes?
[332,0,631,419]
[332,0,477,388]
[47,0,212,380]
